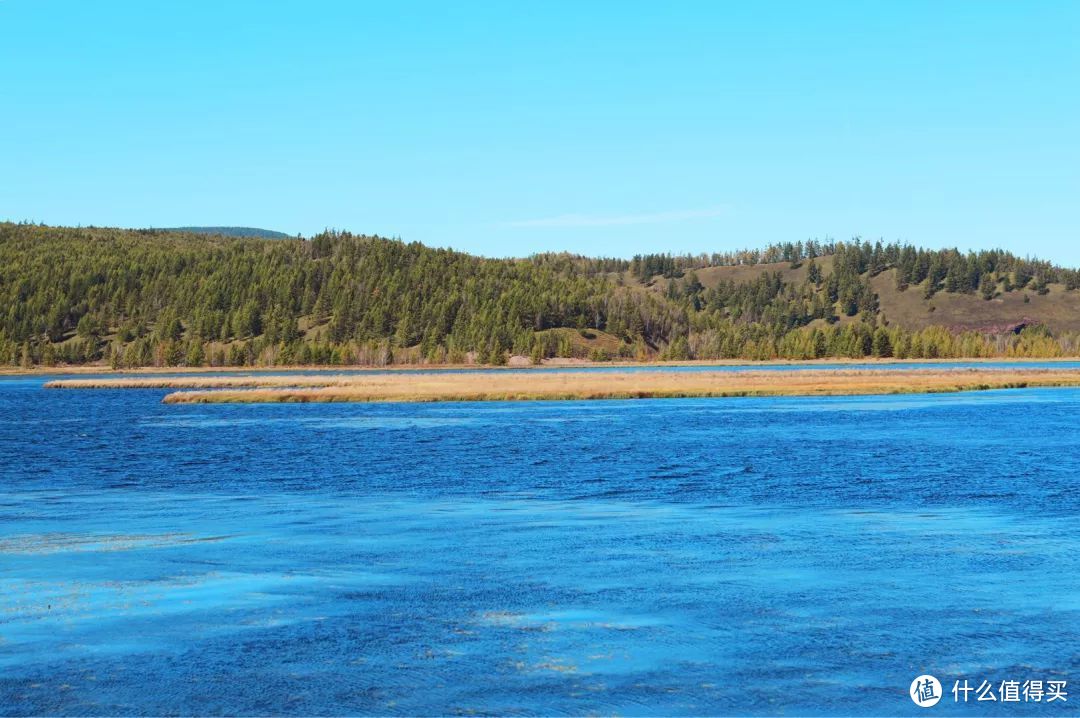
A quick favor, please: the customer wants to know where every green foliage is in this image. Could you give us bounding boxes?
[872,328,893,358]
[3,223,1080,367]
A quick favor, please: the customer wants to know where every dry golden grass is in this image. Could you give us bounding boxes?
[79,368,1080,404]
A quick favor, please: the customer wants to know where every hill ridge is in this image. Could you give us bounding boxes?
[1,222,1078,367]
[161,226,294,239]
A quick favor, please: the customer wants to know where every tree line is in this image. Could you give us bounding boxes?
[1,222,1078,368]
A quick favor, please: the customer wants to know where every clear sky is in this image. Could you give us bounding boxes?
[2,1,1077,262]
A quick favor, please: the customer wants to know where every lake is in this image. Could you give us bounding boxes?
[0,376,1076,715]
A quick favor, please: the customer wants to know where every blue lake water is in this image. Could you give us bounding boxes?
[0,378,1076,715]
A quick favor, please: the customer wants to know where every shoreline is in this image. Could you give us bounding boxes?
[10,355,1080,378]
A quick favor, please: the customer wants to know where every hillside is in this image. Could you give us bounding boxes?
[1,222,1078,368]
[646,258,1080,333]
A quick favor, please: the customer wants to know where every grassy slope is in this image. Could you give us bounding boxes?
[869,270,1080,333]
[690,255,836,289]
[628,256,1080,334]
[629,257,834,294]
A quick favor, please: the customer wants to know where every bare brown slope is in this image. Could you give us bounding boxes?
[871,269,1080,333]
[633,256,836,294]
[689,256,836,289]
[628,259,1080,334]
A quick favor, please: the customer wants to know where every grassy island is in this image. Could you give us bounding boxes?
[45,367,1080,403]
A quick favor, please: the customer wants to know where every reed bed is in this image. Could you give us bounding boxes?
[120,368,1080,404]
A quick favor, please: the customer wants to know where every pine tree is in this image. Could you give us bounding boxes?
[872,328,892,357]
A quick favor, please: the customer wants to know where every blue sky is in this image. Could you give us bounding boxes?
[1,1,1077,262]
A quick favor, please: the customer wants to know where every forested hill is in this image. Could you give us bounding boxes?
[2,222,1080,368]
